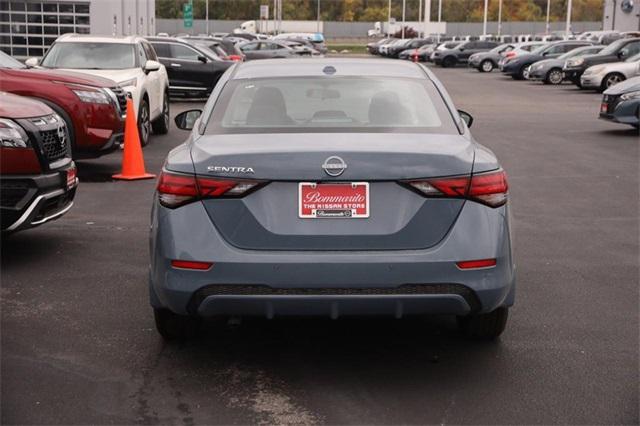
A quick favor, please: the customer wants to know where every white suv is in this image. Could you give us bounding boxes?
[27,34,170,146]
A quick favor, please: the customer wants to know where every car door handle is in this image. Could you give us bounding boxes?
[170,63,181,67]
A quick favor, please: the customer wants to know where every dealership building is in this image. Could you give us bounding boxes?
[602,0,640,31]
[1,0,155,59]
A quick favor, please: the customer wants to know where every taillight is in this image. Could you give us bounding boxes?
[228,54,243,61]
[456,259,497,269]
[156,170,265,208]
[505,52,516,58]
[171,260,213,270]
[405,169,508,207]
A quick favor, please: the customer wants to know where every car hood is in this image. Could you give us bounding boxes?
[46,68,141,85]
[8,68,117,87]
[531,58,563,68]
[595,60,638,74]
[604,75,640,95]
[183,133,475,181]
[0,91,53,118]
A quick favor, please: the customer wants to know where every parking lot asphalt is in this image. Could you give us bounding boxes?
[2,63,638,425]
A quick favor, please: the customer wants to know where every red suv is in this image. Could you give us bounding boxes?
[1,92,78,233]
[0,51,125,159]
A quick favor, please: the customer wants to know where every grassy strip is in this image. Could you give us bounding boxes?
[326,44,368,54]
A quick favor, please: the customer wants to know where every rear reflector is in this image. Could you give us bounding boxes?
[405,169,508,207]
[171,260,213,270]
[157,170,265,208]
[456,259,497,269]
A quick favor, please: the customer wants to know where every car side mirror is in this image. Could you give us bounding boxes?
[618,50,628,59]
[25,57,39,67]
[198,55,208,63]
[458,110,474,128]
[175,109,202,131]
[143,60,161,73]
[459,47,464,51]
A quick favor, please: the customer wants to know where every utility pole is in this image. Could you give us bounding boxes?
[316,0,320,33]
[402,0,406,39]
[545,0,551,34]
[565,0,572,36]
[498,0,503,37]
[419,0,422,35]
[482,0,488,36]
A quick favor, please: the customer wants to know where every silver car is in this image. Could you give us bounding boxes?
[150,59,515,340]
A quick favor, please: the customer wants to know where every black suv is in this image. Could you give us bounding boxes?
[1,92,77,233]
[563,37,640,87]
[431,41,500,67]
[146,37,235,98]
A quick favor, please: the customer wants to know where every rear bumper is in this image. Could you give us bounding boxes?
[150,199,516,317]
[579,75,601,89]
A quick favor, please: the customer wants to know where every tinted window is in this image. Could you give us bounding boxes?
[240,42,259,51]
[151,42,170,57]
[623,41,640,57]
[41,42,136,69]
[205,77,457,135]
[170,44,200,60]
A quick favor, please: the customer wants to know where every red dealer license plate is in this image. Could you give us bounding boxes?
[299,182,369,219]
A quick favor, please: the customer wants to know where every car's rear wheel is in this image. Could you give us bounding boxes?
[480,59,494,72]
[457,307,509,340]
[153,308,200,340]
[601,72,625,92]
[545,68,564,85]
[152,92,170,135]
[137,98,151,146]
[442,56,456,68]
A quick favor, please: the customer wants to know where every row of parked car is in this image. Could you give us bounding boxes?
[0,30,325,234]
[368,34,640,130]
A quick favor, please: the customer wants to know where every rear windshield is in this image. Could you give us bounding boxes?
[41,42,136,69]
[204,76,458,134]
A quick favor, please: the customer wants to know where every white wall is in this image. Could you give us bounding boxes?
[88,0,154,36]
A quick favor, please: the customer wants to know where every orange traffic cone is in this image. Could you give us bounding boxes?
[112,97,156,180]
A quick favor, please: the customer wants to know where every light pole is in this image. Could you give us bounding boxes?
[419,0,422,34]
[545,0,551,34]
[316,0,320,33]
[387,0,391,37]
[424,0,430,40]
[565,0,572,36]
[205,0,209,35]
[402,0,406,39]
[498,0,503,37]
[437,0,441,41]
[482,0,489,36]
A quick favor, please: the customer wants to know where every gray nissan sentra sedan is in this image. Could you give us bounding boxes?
[150,58,515,340]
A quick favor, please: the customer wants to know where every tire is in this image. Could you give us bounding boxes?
[516,65,529,80]
[600,73,625,92]
[480,59,494,73]
[457,307,509,340]
[151,92,170,135]
[137,97,151,147]
[544,68,564,85]
[442,56,456,68]
[153,308,200,340]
